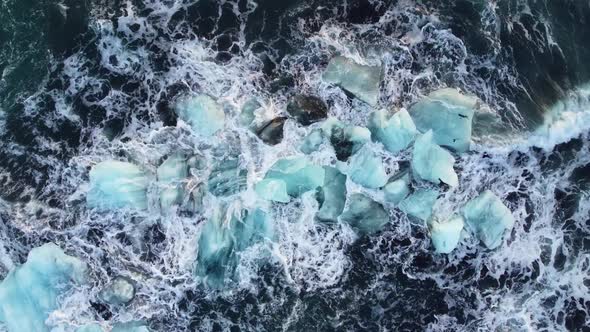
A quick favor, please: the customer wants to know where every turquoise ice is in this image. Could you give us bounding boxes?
[255,179,290,203]
[409,88,477,152]
[239,98,261,129]
[340,193,389,235]
[264,157,325,197]
[300,128,325,154]
[463,190,515,249]
[383,173,411,205]
[323,56,382,106]
[0,243,87,332]
[175,94,225,137]
[345,148,388,189]
[411,130,459,187]
[429,216,464,253]
[208,158,248,197]
[99,276,135,305]
[86,160,150,211]
[316,166,347,223]
[157,154,188,209]
[368,109,418,153]
[322,117,371,161]
[399,188,439,222]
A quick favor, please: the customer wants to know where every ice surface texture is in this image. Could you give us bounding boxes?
[323,56,382,106]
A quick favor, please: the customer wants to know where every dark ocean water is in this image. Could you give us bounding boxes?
[1,0,590,331]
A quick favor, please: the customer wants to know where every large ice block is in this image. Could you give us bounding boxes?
[411,131,459,187]
[264,157,325,197]
[175,94,225,137]
[323,56,382,106]
[316,166,347,223]
[463,190,515,249]
[346,148,388,189]
[383,173,411,205]
[157,154,188,209]
[340,193,389,235]
[429,216,464,253]
[399,188,439,222]
[255,179,290,203]
[208,158,248,197]
[368,109,418,153]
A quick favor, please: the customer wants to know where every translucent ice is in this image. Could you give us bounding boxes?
[429,215,464,253]
[345,148,388,189]
[323,56,382,106]
[368,109,418,153]
[86,160,150,211]
[463,190,515,249]
[264,157,325,197]
[208,158,248,197]
[316,166,347,223]
[399,188,439,222]
[322,117,371,161]
[300,128,324,154]
[99,276,136,305]
[0,243,87,332]
[255,179,290,203]
[409,88,477,152]
[340,193,389,235]
[411,130,459,187]
[175,94,225,137]
[383,173,411,205]
[157,154,188,209]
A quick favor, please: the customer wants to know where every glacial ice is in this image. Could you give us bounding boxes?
[429,215,464,253]
[368,109,418,153]
[157,154,188,209]
[175,94,225,137]
[322,117,371,161]
[255,179,290,203]
[86,160,150,211]
[409,88,477,152]
[264,157,325,197]
[345,148,388,189]
[239,98,261,128]
[99,276,136,306]
[340,193,389,235]
[208,158,248,197]
[399,188,439,222]
[383,173,411,205]
[323,56,382,106]
[300,128,325,154]
[411,130,459,187]
[463,190,515,249]
[316,166,347,223]
[0,243,87,332]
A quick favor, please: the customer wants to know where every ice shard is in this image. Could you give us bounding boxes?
[463,190,515,249]
[346,148,388,189]
[399,188,439,222]
[340,193,389,235]
[368,109,418,153]
[429,215,464,254]
[264,157,325,197]
[316,166,347,223]
[411,130,459,187]
[300,128,325,154]
[255,179,290,203]
[383,173,411,205]
[323,56,382,106]
[175,94,225,137]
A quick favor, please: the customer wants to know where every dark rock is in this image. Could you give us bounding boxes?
[286,95,328,126]
[256,117,287,145]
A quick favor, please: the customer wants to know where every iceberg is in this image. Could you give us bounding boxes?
[409,88,477,152]
[0,243,87,332]
[255,179,290,203]
[346,148,388,189]
[86,160,150,211]
[340,194,389,235]
[175,94,225,137]
[264,157,325,197]
[323,56,382,106]
[463,190,515,249]
[383,173,410,205]
[368,109,418,153]
[157,154,188,209]
[429,216,464,253]
[399,188,439,222]
[286,95,328,126]
[316,167,347,223]
[208,158,248,197]
[411,130,459,187]
[99,276,135,306]
[300,128,325,154]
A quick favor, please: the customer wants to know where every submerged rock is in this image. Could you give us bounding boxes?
[341,194,389,235]
[368,109,418,153]
[463,190,515,249]
[316,167,347,223]
[383,172,411,205]
[399,188,439,222]
[0,243,87,332]
[345,148,388,189]
[264,157,325,197]
[87,160,150,211]
[412,130,459,187]
[208,158,247,197]
[175,94,225,137]
[255,179,290,203]
[157,154,188,209]
[429,216,464,253]
[323,56,382,106]
[300,128,325,154]
[99,276,136,306]
[256,117,287,145]
[286,95,328,125]
[409,88,477,152]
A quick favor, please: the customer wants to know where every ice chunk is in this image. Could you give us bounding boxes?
[286,95,328,126]
[316,167,347,223]
[322,117,371,161]
[208,158,247,197]
[76,324,104,332]
[346,148,388,189]
[409,88,477,152]
[112,321,150,332]
[175,94,225,137]
[399,188,438,222]
[300,128,325,154]
[411,130,459,187]
[264,157,325,197]
[0,243,87,332]
[368,109,418,153]
[463,190,515,249]
[255,179,290,203]
[86,160,150,211]
[195,204,274,288]
[340,194,389,235]
[239,98,261,128]
[383,173,410,205]
[99,276,135,305]
[429,216,464,253]
[157,154,188,209]
[323,56,382,106]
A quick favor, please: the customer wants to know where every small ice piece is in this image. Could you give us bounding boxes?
[157,154,188,209]
[0,243,87,332]
[323,117,371,161]
[316,166,347,223]
[86,160,150,211]
[383,173,410,205]
[463,190,515,249]
[429,215,464,253]
[300,128,324,154]
[76,324,104,332]
[368,109,418,153]
[208,158,248,197]
[346,148,388,189]
[264,157,325,197]
[323,56,382,106]
[411,130,459,187]
[255,179,290,203]
[239,98,261,128]
[99,276,136,306]
[111,321,150,332]
[340,193,389,235]
[175,94,225,137]
[399,188,438,222]
[286,95,328,126]
[409,88,477,152]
